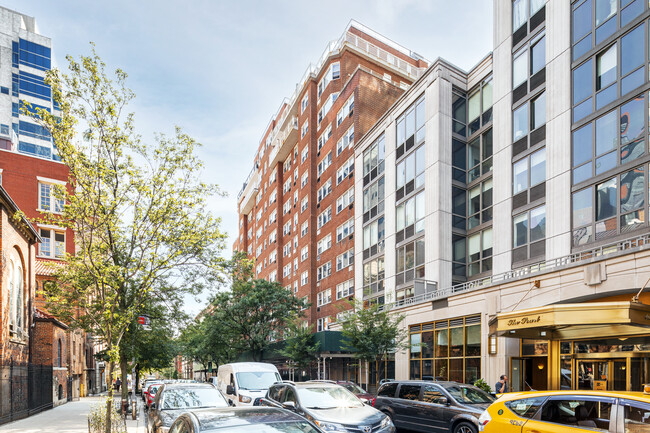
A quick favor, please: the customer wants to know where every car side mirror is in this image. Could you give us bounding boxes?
[438,397,448,406]
[282,401,297,411]
[226,385,236,395]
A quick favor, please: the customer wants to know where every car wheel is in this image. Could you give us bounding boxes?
[453,421,476,433]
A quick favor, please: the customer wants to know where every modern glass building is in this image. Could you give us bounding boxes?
[353,0,650,392]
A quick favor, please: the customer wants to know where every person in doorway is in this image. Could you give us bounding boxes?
[495,375,508,393]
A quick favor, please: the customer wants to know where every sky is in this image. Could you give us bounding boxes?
[5,0,493,315]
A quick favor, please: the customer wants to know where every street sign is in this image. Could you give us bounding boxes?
[137,315,151,331]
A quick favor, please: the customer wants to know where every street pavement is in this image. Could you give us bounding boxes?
[0,396,147,433]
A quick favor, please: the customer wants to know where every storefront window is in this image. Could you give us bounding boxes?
[522,339,548,356]
[409,315,481,384]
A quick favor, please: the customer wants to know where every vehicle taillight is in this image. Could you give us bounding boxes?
[478,410,491,432]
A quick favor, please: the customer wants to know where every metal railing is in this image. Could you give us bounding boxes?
[390,232,650,311]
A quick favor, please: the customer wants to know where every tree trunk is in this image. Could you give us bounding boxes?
[120,353,129,405]
[105,360,113,433]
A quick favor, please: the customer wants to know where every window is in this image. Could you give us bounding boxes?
[336,219,354,243]
[301,246,308,261]
[269,230,277,244]
[301,172,308,188]
[301,271,308,286]
[622,399,650,432]
[398,384,421,401]
[301,146,308,163]
[301,94,308,113]
[317,234,332,255]
[283,200,291,215]
[336,250,353,271]
[363,177,384,220]
[317,262,331,281]
[396,97,425,160]
[317,179,332,203]
[452,91,467,136]
[317,289,331,307]
[467,180,492,229]
[317,152,332,177]
[301,221,308,237]
[336,279,354,299]
[597,44,617,90]
[269,270,277,282]
[396,238,425,286]
[513,205,546,261]
[301,121,308,138]
[363,134,385,185]
[317,207,332,229]
[318,93,338,127]
[283,264,291,278]
[396,191,425,238]
[531,91,546,130]
[317,62,340,98]
[39,181,65,212]
[467,128,493,182]
[318,125,332,151]
[336,310,352,322]
[293,191,299,206]
[362,217,385,254]
[336,157,354,185]
[317,317,330,332]
[8,252,24,333]
[301,197,308,213]
[283,243,291,257]
[336,95,354,126]
[505,397,546,418]
[363,256,384,298]
[39,228,65,259]
[513,104,529,141]
[513,147,546,197]
[467,229,492,276]
[337,126,354,156]
[572,94,645,185]
[539,397,613,430]
[269,250,277,263]
[269,210,277,224]
[467,77,494,135]
[396,145,425,200]
[337,187,354,213]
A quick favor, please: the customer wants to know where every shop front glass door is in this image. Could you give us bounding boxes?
[577,359,627,390]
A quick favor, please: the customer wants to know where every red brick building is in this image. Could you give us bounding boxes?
[32,308,68,405]
[233,22,427,378]
[0,185,40,420]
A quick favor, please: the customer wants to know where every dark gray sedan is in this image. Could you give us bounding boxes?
[168,407,324,433]
[147,383,229,433]
[260,381,395,433]
[373,381,495,433]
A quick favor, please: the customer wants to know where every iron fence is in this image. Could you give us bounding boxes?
[0,361,53,425]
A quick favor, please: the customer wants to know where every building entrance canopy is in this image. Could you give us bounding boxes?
[489,301,650,340]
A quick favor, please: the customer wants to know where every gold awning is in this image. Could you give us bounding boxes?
[489,301,650,340]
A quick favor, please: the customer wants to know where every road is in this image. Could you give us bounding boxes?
[0,396,146,433]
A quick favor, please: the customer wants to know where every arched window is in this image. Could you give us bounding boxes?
[8,259,15,330]
[15,261,23,329]
[58,339,62,367]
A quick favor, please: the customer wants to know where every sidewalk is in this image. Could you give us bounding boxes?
[0,396,147,433]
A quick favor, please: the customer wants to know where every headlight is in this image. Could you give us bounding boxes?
[315,421,347,432]
[239,394,252,403]
[380,416,392,429]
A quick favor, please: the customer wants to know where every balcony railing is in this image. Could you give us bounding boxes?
[389,232,650,311]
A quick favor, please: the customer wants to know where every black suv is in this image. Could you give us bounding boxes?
[373,380,495,433]
[260,381,395,433]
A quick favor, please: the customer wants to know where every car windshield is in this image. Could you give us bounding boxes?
[236,372,281,390]
[297,386,364,409]
[342,383,366,395]
[445,386,495,404]
[204,421,321,433]
[162,387,228,410]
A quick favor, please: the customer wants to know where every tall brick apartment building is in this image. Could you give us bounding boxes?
[0,6,100,406]
[234,22,427,374]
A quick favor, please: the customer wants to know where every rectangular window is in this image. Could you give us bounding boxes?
[337,126,354,155]
[336,219,354,243]
[301,197,308,213]
[301,121,308,138]
[362,256,384,298]
[318,124,332,151]
[301,94,308,113]
[301,246,308,262]
[317,207,332,229]
[513,104,529,141]
[336,250,354,271]
[39,182,65,213]
[337,96,354,126]
[362,217,385,252]
[317,262,331,281]
[317,289,332,307]
[395,238,425,286]
[317,179,332,203]
[301,172,308,188]
[301,221,308,237]
[301,271,308,286]
[317,317,330,332]
[317,234,332,255]
[337,187,355,213]
[597,44,617,90]
[363,134,386,182]
[39,228,65,259]
[318,152,332,177]
[336,157,354,185]
[336,279,354,299]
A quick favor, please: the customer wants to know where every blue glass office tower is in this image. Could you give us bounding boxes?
[0,6,58,161]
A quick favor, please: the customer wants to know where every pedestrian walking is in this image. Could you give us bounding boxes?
[495,375,508,393]
[115,377,121,392]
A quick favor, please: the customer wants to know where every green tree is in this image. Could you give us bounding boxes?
[30,48,227,432]
[211,278,306,361]
[178,314,238,375]
[279,319,320,379]
[341,302,410,388]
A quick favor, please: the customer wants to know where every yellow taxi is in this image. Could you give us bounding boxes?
[478,387,650,432]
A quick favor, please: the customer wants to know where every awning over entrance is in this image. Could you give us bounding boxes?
[489,301,650,340]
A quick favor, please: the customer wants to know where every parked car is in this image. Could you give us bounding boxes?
[146,383,164,409]
[336,381,375,405]
[147,383,229,433]
[215,362,282,407]
[478,389,650,433]
[167,406,324,433]
[259,381,395,433]
[373,380,495,433]
[144,380,163,402]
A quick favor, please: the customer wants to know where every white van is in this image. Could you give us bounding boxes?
[216,362,281,406]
